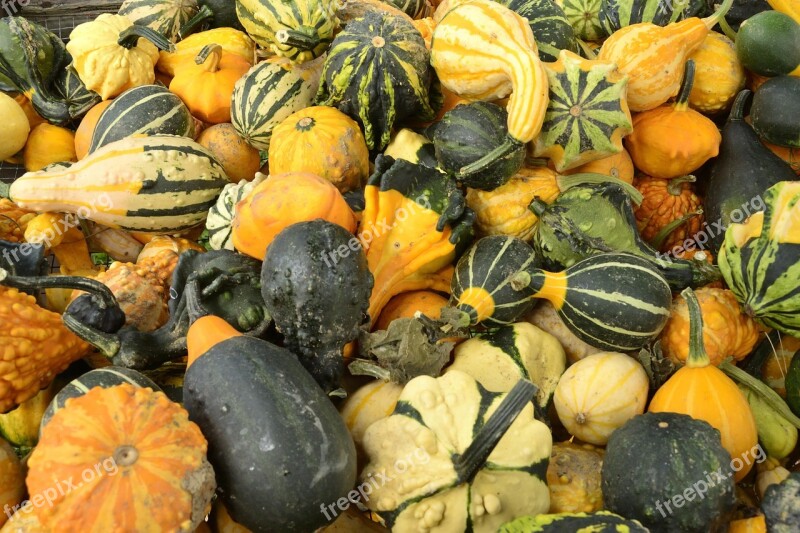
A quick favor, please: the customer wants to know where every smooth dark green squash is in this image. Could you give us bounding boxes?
[602,412,736,533]
[500,511,649,532]
[751,75,800,148]
[784,346,800,417]
[497,0,579,61]
[704,90,797,252]
[736,11,800,77]
[600,0,708,34]
[183,335,357,533]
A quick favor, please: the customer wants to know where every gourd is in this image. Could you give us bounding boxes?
[0,437,23,527]
[625,60,721,179]
[499,512,648,532]
[88,84,195,154]
[763,140,800,175]
[756,458,792,500]
[750,75,800,148]
[27,384,216,532]
[788,351,800,416]
[268,105,370,193]
[546,442,605,514]
[717,180,800,335]
[169,44,251,124]
[0,93,28,161]
[0,383,56,453]
[525,300,603,363]
[361,372,551,532]
[10,135,229,234]
[687,31,744,114]
[0,199,35,244]
[316,11,436,151]
[178,0,246,36]
[430,0,549,167]
[602,412,736,533]
[533,49,633,172]
[633,175,703,253]
[74,100,113,160]
[54,66,104,121]
[558,0,605,41]
[205,174,265,251]
[261,220,373,394]
[762,472,800,532]
[157,27,255,76]
[553,352,649,445]
[66,14,176,100]
[659,287,760,366]
[23,124,76,172]
[374,290,448,330]
[196,123,261,182]
[563,148,635,183]
[339,379,404,454]
[729,516,767,533]
[741,383,798,460]
[85,224,144,263]
[648,287,759,482]
[235,0,339,63]
[596,0,733,111]
[735,10,800,77]
[231,172,356,260]
[118,0,199,41]
[599,0,709,34]
[24,213,96,277]
[498,0,579,62]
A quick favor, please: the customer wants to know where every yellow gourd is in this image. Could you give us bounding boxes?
[23,124,76,172]
[687,31,745,114]
[157,27,256,76]
[0,437,24,527]
[0,92,29,161]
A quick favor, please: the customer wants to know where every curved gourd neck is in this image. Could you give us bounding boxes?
[728,89,751,122]
[195,43,223,72]
[674,60,696,111]
[185,278,241,367]
[683,287,711,368]
[522,269,568,310]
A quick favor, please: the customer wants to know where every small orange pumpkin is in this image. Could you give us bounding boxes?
[0,437,24,527]
[197,123,261,182]
[74,100,113,160]
[374,290,448,330]
[633,174,704,252]
[23,124,77,172]
[563,148,635,184]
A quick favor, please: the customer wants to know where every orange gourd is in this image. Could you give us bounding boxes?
[0,437,24,527]
[728,515,767,533]
[687,31,745,114]
[196,123,261,182]
[74,100,113,160]
[23,123,77,172]
[563,148,635,184]
[169,44,251,124]
[625,61,721,179]
[633,174,704,252]
[27,384,215,532]
[762,140,800,175]
[648,287,758,482]
[232,172,357,260]
[374,290,448,330]
[0,199,35,243]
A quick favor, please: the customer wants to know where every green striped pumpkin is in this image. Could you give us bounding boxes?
[9,135,229,233]
[557,0,606,41]
[231,59,321,150]
[384,0,430,18]
[88,84,195,154]
[39,367,161,431]
[235,0,338,63]
[316,11,436,151]
[599,0,708,34]
[118,0,199,41]
[205,173,266,250]
[53,66,101,120]
[498,0,579,62]
[718,181,800,336]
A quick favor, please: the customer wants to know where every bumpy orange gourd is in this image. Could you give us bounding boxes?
[23,123,77,172]
[374,290,448,330]
[232,172,357,260]
[546,441,605,514]
[634,175,704,252]
[27,384,216,533]
[649,287,758,482]
[25,213,97,275]
[597,0,734,111]
[687,31,745,114]
[563,148,635,184]
[0,437,24,527]
[268,106,370,193]
[625,61,721,179]
[0,199,35,243]
[74,100,113,160]
[169,44,251,124]
[0,286,89,413]
[197,123,261,182]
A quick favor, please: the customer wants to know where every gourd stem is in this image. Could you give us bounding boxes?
[184,277,209,325]
[347,359,392,382]
[682,287,710,368]
[178,4,213,39]
[275,27,321,51]
[528,197,548,217]
[667,175,696,196]
[62,313,122,358]
[574,39,597,60]
[195,44,222,71]
[729,90,751,122]
[675,60,696,110]
[453,379,537,484]
[720,360,800,428]
[556,173,644,204]
[457,137,523,178]
[0,268,118,309]
[117,25,176,53]
[704,0,734,29]
[718,15,738,42]
[650,209,703,250]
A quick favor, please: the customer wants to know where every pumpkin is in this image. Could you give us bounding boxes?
[553,352,649,445]
[0,92,29,161]
[0,199,35,244]
[562,147,634,184]
[0,437,23,527]
[196,123,261,182]
[339,379,404,454]
[625,60,721,179]
[157,27,256,76]
[27,384,215,532]
[596,0,734,111]
[687,31,744,114]
[231,171,356,260]
[74,100,113,160]
[205,174,266,251]
[169,44,250,124]
[648,287,759,482]
[659,287,760,367]
[546,441,605,514]
[466,164,561,239]
[23,124,76,172]
[268,105,370,193]
[118,0,199,41]
[633,174,704,252]
[374,290,448,330]
[525,300,603,364]
[66,14,175,100]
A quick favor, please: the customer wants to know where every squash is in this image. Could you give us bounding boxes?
[659,287,760,367]
[268,105,370,193]
[533,49,633,172]
[169,44,250,124]
[596,0,733,111]
[761,471,800,532]
[756,458,791,500]
[500,512,648,532]
[633,174,704,253]
[196,123,261,182]
[0,382,56,453]
[599,0,708,34]
[553,352,648,445]
[28,384,215,532]
[0,199,35,244]
[157,27,255,76]
[750,75,800,148]
[22,124,76,172]
[498,0,579,63]
[625,60,721,179]
[316,11,436,151]
[11,93,46,133]
[648,287,759,482]
[741,382,798,460]
[385,0,433,18]
[231,171,356,260]
[763,140,800,175]
[546,441,605,514]
[558,0,605,41]
[86,224,144,263]
[205,174,265,251]
[66,14,175,100]
[10,135,229,234]
[375,290,447,330]
[235,0,339,63]
[466,164,561,239]
[601,412,736,533]
[729,515,767,533]
[736,10,800,78]
[339,379,404,455]
[88,84,195,154]
[118,0,199,41]
[525,300,603,363]
[74,100,113,160]
[361,372,551,532]
[687,31,744,114]
[0,437,23,527]
[24,213,96,275]
[0,92,28,161]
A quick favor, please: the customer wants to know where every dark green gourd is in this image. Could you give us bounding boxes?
[497,0,579,61]
[750,75,800,148]
[179,0,245,37]
[600,0,708,34]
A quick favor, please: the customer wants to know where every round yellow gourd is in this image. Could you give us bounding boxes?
[23,123,77,172]
[0,92,30,161]
[553,352,649,445]
[687,31,745,114]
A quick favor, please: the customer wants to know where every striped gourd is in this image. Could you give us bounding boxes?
[235,0,339,63]
[385,0,431,18]
[498,0,579,62]
[557,0,606,41]
[599,0,708,35]
[205,173,265,250]
[53,66,101,120]
[9,135,229,233]
[118,0,199,41]
[88,84,195,154]
[316,11,436,151]
[719,181,800,336]
[231,58,321,150]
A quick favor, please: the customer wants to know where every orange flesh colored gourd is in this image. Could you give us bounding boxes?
[648,287,758,482]
[597,0,734,112]
[187,315,242,368]
[530,270,569,310]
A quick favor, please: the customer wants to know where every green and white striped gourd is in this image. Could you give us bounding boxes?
[205,173,266,250]
[498,0,579,62]
[53,66,101,120]
[118,0,199,41]
[599,0,708,34]
[556,0,606,41]
[385,0,431,18]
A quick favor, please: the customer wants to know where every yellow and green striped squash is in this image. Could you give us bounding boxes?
[118,0,199,41]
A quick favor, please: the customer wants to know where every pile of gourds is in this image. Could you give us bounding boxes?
[1,0,800,531]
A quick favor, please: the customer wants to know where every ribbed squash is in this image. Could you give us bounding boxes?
[633,174,704,252]
[268,105,370,193]
[157,27,256,76]
[0,437,23,527]
[649,287,759,482]
[0,92,28,161]
[0,199,35,244]
[599,0,709,34]
[74,100,113,160]
[687,31,744,114]
[23,123,76,172]
[196,123,261,182]
[27,384,216,532]
[374,290,448,330]
[118,0,199,41]
[547,441,605,514]
[558,0,605,41]
[497,0,579,63]
[563,147,634,184]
